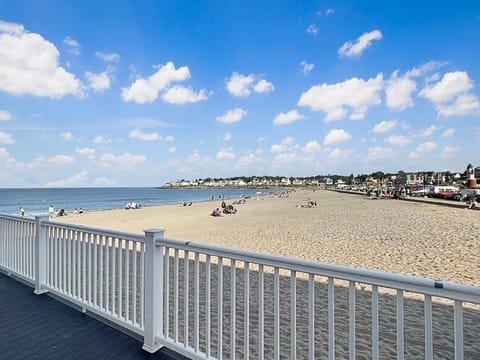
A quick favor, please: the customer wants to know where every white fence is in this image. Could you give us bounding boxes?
[0,214,479,359]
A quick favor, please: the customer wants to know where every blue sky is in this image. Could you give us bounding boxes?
[1,1,479,187]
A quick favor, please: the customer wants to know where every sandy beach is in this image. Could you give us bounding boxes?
[51,189,480,358]
[57,188,480,287]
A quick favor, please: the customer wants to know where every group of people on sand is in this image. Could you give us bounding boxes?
[125,202,141,209]
[297,200,317,208]
[48,205,85,217]
[211,199,241,216]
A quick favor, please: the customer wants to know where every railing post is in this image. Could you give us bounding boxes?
[34,214,49,295]
[143,228,165,353]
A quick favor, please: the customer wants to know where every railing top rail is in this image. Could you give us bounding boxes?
[43,220,146,243]
[161,237,480,304]
[0,214,36,224]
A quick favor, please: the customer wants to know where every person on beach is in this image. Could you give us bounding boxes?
[211,208,222,217]
[19,207,25,216]
[48,205,55,217]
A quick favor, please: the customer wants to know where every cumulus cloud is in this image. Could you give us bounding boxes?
[366,146,395,161]
[326,148,352,164]
[93,135,112,144]
[419,71,480,117]
[253,79,274,94]
[93,176,116,186]
[385,134,410,146]
[45,171,88,187]
[0,110,12,121]
[298,74,383,121]
[409,141,437,160]
[338,30,382,58]
[385,71,416,110]
[442,145,459,157]
[223,133,232,141]
[271,136,295,153]
[216,147,236,160]
[441,128,455,138]
[0,20,84,98]
[100,152,146,167]
[216,108,247,124]
[121,61,190,104]
[0,131,15,144]
[95,51,120,62]
[168,146,176,154]
[47,154,75,166]
[63,36,80,56]
[371,120,397,134]
[300,61,314,75]
[75,147,95,156]
[306,24,319,35]
[302,140,322,153]
[226,72,274,97]
[323,128,351,145]
[273,110,305,125]
[60,132,74,141]
[415,125,438,137]
[129,128,175,142]
[85,71,111,93]
[161,85,208,104]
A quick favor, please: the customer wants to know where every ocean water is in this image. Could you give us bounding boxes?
[0,187,271,217]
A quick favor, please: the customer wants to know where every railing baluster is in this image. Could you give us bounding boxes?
[112,237,116,315]
[100,235,104,310]
[397,290,404,360]
[184,250,190,348]
[217,256,223,360]
[88,233,92,305]
[119,239,123,318]
[93,233,98,307]
[349,281,356,360]
[259,264,264,360]
[274,267,280,360]
[328,277,335,360]
[164,247,170,339]
[62,228,67,292]
[424,294,433,359]
[372,284,379,360]
[82,232,86,302]
[125,240,130,321]
[454,300,464,360]
[230,259,236,360]
[132,241,137,325]
[291,270,296,360]
[194,251,199,351]
[174,248,179,343]
[68,229,71,295]
[308,273,315,360]
[140,241,145,329]
[72,231,76,298]
[244,261,249,360]
[206,254,212,357]
[105,236,110,313]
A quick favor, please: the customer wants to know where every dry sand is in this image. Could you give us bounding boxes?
[57,189,480,287]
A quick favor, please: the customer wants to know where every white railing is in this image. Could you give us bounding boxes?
[0,214,479,359]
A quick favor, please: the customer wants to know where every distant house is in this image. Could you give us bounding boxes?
[324,177,333,186]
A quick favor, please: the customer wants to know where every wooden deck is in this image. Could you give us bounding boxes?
[0,272,189,360]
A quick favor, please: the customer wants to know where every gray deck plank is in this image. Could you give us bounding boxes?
[0,272,189,360]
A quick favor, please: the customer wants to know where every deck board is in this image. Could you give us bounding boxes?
[0,272,189,360]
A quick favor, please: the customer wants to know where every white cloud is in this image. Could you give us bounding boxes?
[45,171,88,187]
[95,51,120,62]
[168,146,176,153]
[415,125,438,137]
[223,133,232,141]
[216,108,247,124]
[47,154,75,166]
[0,110,12,121]
[338,30,382,58]
[100,152,147,167]
[385,134,410,146]
[226,72,273,97]
[163,135,175,142]
[306,24,319,35]
[216,147,236,160]
[85,71,111,93]
[298,74,383,121]
[60,132,74,141]
[273,109,305,125]
[408,141,437,160]
[385,71,416,110]
[0,20,84,98]
[121,61,190,104]
[441,128,455,138]
[271,136,295,153]
[253,79,274,94]
[325,8,335,16]
[326,148,352,163]
[371,120,397,134]
[63,36,80,56]
[419,71,480,117]
[129,128,161,141]
[323,129,351,145]
[302,140,322,153]
[93,135,112,144]
[0,131,15,144]
[161,85,208,104]
[93,176,116,186]
[226,72,255,97]
[442,146,459,157]
[75,147,95,156]
[366,146,395,161]
[300,61,314,75]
